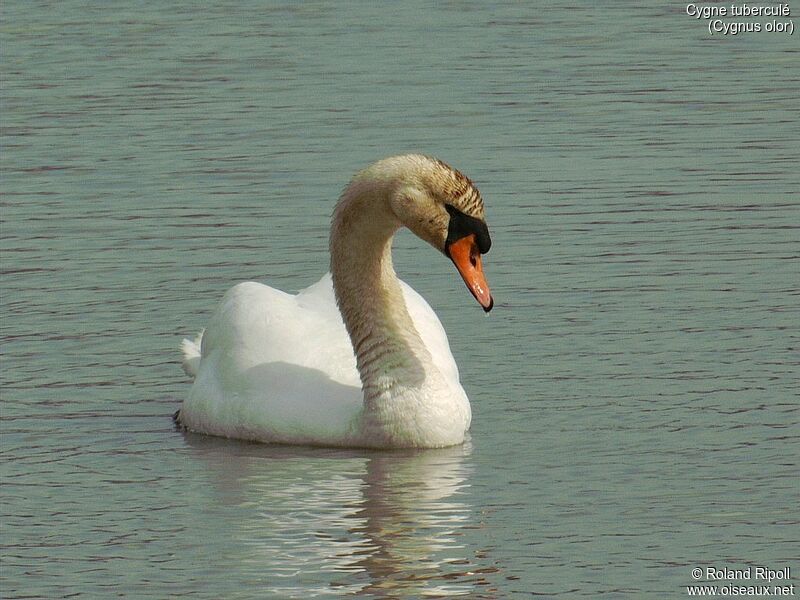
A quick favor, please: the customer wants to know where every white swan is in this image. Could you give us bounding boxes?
[176,154,493,448]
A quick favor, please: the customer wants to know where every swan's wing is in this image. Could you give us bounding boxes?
[197,275,457,388]
[182,275,362,444]
[399,279,461,385]
[199,275,359,386]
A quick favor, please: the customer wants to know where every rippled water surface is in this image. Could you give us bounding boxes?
[2,2,798,598]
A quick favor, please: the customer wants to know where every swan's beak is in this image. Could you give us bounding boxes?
[446,234,493,312]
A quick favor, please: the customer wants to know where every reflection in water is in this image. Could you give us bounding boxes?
[183,434,496,598]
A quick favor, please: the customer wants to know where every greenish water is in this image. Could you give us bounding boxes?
[1,2,798,598]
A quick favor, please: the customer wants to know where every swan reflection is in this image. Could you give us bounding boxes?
[183,434,493,597]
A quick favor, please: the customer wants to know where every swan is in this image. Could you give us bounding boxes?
[176,154,493,448]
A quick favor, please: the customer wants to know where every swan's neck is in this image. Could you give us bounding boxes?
[330,185,433,407]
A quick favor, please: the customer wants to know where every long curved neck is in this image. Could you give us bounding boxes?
[330,184,431,405]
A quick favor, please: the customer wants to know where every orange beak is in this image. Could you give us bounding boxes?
[447,234,493,312]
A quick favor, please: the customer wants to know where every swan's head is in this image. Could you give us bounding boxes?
[377,155,494,312]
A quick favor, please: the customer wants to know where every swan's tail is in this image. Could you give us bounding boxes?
[181,329,204,378]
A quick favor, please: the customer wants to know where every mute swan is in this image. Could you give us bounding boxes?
[176,154,493,448]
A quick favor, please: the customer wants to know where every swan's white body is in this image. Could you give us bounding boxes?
[178,155,490,449]
[180,273,467,447]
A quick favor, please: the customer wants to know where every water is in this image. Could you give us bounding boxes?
[2,2,798,598]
